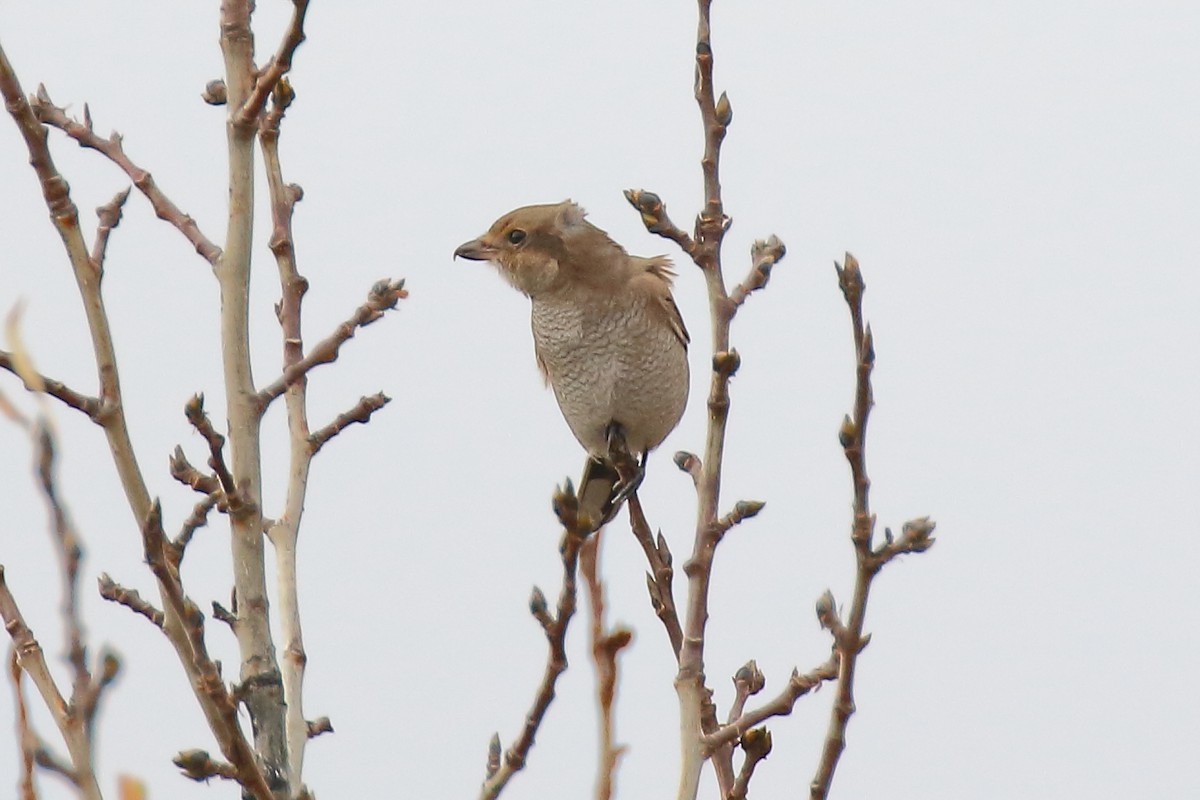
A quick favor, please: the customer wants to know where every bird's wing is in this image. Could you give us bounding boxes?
[634,256,690,348]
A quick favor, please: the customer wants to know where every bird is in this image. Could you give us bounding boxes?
[454,200,690,530]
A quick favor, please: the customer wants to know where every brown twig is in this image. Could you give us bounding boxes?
[581,531,632,800]
[479,482,591,800]
[308,392,391,454]
[90,187,131,276]
[0,350,104,421]
[173,492,223,559]
[728,727,772,800]
[97,573,165,629]
[627,494,683,658]
[0,565,104,800]
[168,445,222,496]
[703,655,840,751]
[729,236,785,310]
[256,279,407,406]
[138,500,275,800]
[809,255,937,800]
[183,394,244,514]
[10,648,38,800]
[29,87,222,265]
[623,189,697,256]
[236,0,310,127]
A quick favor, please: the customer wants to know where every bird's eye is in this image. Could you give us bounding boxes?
[507,229,526,245]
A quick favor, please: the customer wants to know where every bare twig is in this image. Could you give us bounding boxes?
[623,189,697,256]
[173,749,239,782]
[581,531,632,800]
[479,482,591,800]
[173,492,223,559]
[809,255,936,800]
[90,187,131,275]
[10,648,38,800]
[184,394,245,514]
[256,279,408,406]
[236,0,310,126]
[730,236,785,310]
[97,573,165,629]
[308,392,391,454]
[0,350,104,421]
[0,566,103,800]
[704,655,839,751]
[259,72,314,793]
[138,501,275,800]
[728,727,772,800]
[29,88,222,265]
[627,494,683,658]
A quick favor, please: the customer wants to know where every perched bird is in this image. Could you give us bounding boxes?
[454,200,690,529]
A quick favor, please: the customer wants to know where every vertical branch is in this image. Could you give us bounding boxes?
[581,531,632,800]
[480,485,590,800]
[809,255,936,799]
[217,2,288,791]
[259,77,313,794]
[0,36,229,771]
[674,0,738,797]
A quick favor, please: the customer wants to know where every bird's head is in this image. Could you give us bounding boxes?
[454,200,625,297]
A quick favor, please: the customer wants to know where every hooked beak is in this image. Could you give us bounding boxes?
[453,238,496,261]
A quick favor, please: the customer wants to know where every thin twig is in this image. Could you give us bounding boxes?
[90,187,131,276]
[581,531,632,800]
[29,87,222,265]
[236,0,310,126]
[809,255,936,800]
[627,494,683,658]
[0,350,104,421]
[256,279,407,406]
[308,392,391,454]
[479,483,591,800]
[703,655,839,751]
[97,573,165,629]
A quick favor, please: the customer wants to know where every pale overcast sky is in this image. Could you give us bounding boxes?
[1,2,1197,798]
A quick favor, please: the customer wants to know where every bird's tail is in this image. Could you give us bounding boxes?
[577,456,622,532]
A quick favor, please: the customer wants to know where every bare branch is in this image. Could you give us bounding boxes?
[257,279,407,406]
[173,749,239,782]
[138,499,275,800]
[713,499,765,538]
[479,482,591,799]
[704,656,839,751]
[29,87,222,265]
[623,189,697,256]
[810,255,936,800]
[730,235,786,310]
[10,643,41,800]
[90,187,131,275]
[183,394,246,515]
[627,494,682,657]
[728,727,772,800]
[581,531,632,800]
[0,351,104,421]
[236,0,310,126]
[308,392,391,454]
[97,573,164,629]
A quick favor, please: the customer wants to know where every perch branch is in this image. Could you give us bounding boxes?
[30,87,221,265]
[479,482,591,800]
[581,531,632,800]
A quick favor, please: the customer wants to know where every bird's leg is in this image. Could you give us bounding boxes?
[606,422,645,511]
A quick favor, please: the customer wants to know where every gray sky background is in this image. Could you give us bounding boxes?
[1,1,1197,798]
